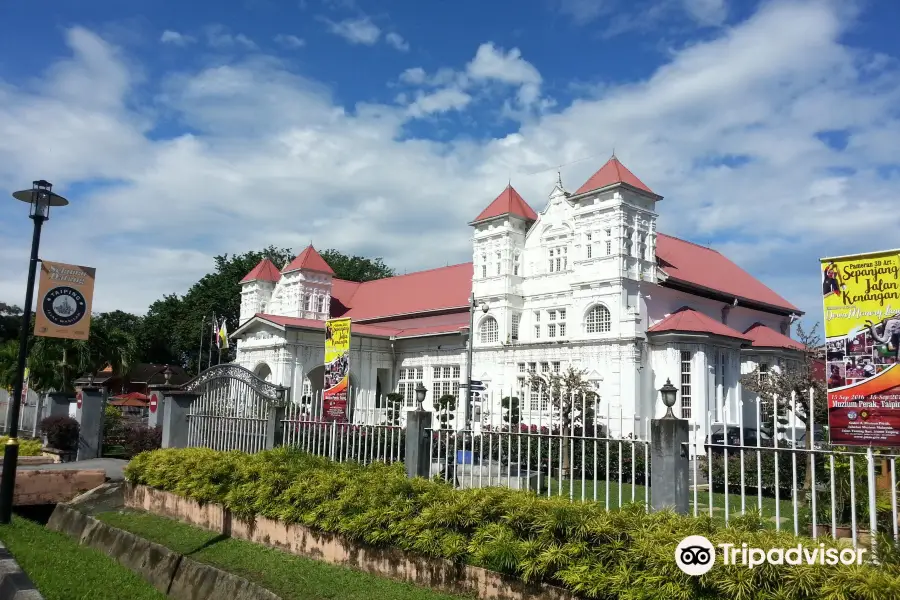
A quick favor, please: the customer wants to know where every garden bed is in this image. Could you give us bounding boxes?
[124,447,900,600]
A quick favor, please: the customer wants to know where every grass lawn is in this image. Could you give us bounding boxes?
[0,516,165,600]
[97,509,474,600]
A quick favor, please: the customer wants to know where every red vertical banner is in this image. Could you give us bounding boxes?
[323,318,351,422]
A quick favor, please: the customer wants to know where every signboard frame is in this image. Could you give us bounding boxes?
[323,318,351,422]
[821,248,900,446]
[33,261,96,340]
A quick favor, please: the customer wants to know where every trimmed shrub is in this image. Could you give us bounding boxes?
[0,437,42,456]
[121,424,161,458]
[125,447,900,600]
[39,415,79,451]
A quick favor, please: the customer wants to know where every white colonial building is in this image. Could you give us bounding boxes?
[232,157,804,441]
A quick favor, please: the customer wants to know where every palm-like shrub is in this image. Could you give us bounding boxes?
[126,447,900,599]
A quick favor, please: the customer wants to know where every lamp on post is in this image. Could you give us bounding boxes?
[0,180,68,524]
[162,365,173,385]
[464,295,489,428]
[414,382,427,412]
[659,378,678,419]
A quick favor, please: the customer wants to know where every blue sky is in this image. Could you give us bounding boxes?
[0,0,899,330]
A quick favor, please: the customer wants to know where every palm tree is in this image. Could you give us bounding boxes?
[0,340,19,393]
[27,318,138,393]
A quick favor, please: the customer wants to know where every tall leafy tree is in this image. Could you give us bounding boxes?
[0,302,22,345]
[527,366,598,480]
[319,250,395,282]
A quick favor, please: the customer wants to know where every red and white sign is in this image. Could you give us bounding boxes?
[149,392,159,414]
[76,391,83,409]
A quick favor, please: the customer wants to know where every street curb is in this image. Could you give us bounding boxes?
[0,542,44,600]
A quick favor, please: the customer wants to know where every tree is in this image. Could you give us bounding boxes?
[740,323,826,439]
[0,340,18,392]
[740,322,825,492]
[0,303,22,345]
[527,366,599,480]
[143,246,396,374]
[319,250,395,282]
[27,316,139,393]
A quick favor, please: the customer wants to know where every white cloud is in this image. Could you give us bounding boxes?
[204,25,257,50]
[406,88,472,118]
[558,0,610,24]
[160,30,194,46]
[0,1,898,329]
[683,0,728,25]
[322,16,381,45]
[397,43,543,118]
[274,34,306,49]
[385,32,409,52]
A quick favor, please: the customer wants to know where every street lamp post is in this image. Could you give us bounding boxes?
[0,180,68,524]
[464,294,489,428]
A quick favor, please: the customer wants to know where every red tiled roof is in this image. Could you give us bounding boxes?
[282,245,334,275]
[111,391,150,401]
[656,234,799,313]
[240,258,282,283]
[574,157,657,196]
[648,306,750,340]
[471,185,538,223]
[743,322,804,351]
[249,311,469,339]
[331,263,473,321]
[110,398,149,408]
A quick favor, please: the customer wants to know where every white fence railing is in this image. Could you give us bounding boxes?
[0,389,43,437]
[281,388,403,465]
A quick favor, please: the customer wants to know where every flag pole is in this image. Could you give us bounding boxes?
[197,313,205,376]
[208,313,216,369]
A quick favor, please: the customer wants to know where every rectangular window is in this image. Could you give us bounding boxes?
[559,323,566,337]
[534,325,540,339]
[587,244,592,259]
[714,351,722,422]
[558,309,566,321]
[529,379,542,411]
[528,362,537,373]
[432,365,461,404]
[548,324,556,338]
[511,313,520,340]
[399,367,424,408]
[517,362,526,373]
[556,257,561,271]
[680,351,692,419]
[548,310,556,321]
[534,311,540,322]
[481,265,487,278]
[552,361,561,373]
[541,362,550,373]
[496,251,501,275]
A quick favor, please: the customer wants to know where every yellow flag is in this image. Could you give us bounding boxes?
[218,321,229,350]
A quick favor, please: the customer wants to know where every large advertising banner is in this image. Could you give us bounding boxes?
[34,261,95,340]
[821,249,900,446]
[323,318,351,422]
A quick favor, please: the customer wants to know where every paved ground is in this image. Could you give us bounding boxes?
[17,458,129,481]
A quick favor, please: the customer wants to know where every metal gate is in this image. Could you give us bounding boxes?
[183,364,287,453]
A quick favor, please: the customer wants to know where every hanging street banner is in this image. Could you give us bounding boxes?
[323,318,351,422]
[34,261,95,341]
[821,249,900,446]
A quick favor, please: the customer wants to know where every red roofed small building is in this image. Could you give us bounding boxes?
[232,156,804,442]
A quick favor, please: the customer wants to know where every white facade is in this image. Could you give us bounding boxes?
[233,172,803,446]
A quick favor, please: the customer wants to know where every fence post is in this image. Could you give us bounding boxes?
[76,386,106,460]
[31,393,43,437]
[650,407,690,515]
[405,408,432,479]
[266,404,286,450]
[161,391,199,449]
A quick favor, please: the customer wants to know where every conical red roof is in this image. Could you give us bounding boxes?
[575,157,656,196]
[240,258,282,283]
[471,185,538,224]
[282,245,334,275]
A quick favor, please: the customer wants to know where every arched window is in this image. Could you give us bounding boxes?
[585,305,611,334]
[479,316,499,344]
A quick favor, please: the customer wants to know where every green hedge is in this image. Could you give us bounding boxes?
[125,447,900,600]
[0,437,43,456]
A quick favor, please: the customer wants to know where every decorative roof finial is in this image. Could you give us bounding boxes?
[556,170,563,188]
[611,146,616,160]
